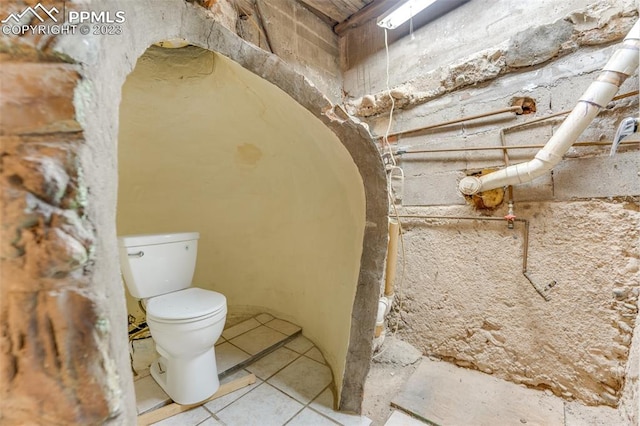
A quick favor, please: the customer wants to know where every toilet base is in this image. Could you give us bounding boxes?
[150,346,220,405]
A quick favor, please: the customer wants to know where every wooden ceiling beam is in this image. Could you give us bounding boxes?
[334,0,396,35]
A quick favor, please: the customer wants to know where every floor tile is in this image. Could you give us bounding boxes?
[204,370,263,413]
[268,356,332,404]
[310,388,372,426]
[304,347,325,364]
[222,318,261,340]
[384,410,428,426]
[215,342,251,373]
[230,325,288,355]
[135,375,170,414]
[286,407,339,426]
[265,318,301,336]
[196,418,224,426]
[216,383,303,426]
[215,336,226,346]
[284,335,314,354]
[245,347,300,380]
[256,313,274,324]
[151,406,211,426]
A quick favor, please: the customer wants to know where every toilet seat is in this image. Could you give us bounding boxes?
[146,287,226,323]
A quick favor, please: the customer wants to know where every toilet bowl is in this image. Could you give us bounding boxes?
[118,232,227,404]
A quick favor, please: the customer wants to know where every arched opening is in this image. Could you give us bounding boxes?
[46,2,388,418]
[118,42,366,401]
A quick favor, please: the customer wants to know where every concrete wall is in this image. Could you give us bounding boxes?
[339,0,640,418]
[234,0,342,103]
[117,46,365,394]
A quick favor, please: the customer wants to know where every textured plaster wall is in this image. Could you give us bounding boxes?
[339,0,640,418]
[396,202,639,406]
[117,45,366,393]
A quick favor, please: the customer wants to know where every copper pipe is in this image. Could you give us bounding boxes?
[396,140,639,155]
[387,90,638,145]
[378,106,523,140]
[379,91,638,142]
[505,91,638,132]
[396,214,554,300]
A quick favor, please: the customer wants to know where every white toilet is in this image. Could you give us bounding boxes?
[118,232,227,405]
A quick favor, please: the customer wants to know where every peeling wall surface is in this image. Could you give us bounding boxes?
[117,46,365,396]
[339,0,640,420]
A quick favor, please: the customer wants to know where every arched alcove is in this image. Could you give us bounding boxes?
[50,0,388,418]
[118,42,367,399]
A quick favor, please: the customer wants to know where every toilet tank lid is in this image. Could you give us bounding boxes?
[118,232,199,247]
[146,288,226,321]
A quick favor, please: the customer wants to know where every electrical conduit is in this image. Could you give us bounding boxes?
[459,21,640,195]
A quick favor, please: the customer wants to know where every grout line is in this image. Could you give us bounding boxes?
[258,348,304,382]
[207,372,265,416]
[301,384,343,425]
[221,318,262,341]
[195,413,215,426]
[301,348,326,366]
[305,406,342,426]
[282,405,306,425]
[219,330,302,380]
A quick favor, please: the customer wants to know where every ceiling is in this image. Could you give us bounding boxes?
[296,0,375,24]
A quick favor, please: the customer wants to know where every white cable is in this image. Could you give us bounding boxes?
[372,28,408,360]
[382,28,397,168]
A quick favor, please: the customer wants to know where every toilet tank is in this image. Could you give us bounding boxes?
[118,232,199,299]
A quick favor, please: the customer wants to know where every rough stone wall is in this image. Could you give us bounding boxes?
[1,0,387,420]
[338,0,640,418]
[342,0,638,116]
[0,17,135,426]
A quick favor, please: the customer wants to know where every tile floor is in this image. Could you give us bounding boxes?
[132,314,372,426]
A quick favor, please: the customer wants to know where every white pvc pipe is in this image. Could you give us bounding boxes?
[375,296,391,337]
[459,20,640,195]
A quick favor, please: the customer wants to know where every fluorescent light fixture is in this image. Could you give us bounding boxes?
[377,0,437,29]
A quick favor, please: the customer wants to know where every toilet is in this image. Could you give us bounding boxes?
[118,232,227,405]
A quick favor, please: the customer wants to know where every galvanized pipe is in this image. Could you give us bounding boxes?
[395,140,639,155]
[395,214,554,300]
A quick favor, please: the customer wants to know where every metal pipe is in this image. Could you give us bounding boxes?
[395,140,639,155]
[396,214,554,300]
[459,21,640,195]
[392,90,638,155]
[503,90,638,132]
[385,219,400,297]
[378,106,523,140]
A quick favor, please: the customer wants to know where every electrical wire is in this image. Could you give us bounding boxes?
[382,28,397,168]
[372,28,408,360]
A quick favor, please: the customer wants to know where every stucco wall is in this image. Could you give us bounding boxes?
[117,45,366,393]
[339,0,640,418]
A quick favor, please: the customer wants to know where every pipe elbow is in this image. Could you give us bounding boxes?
[459,175,483,195]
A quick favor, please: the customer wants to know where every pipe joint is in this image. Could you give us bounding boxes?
[534,148,562,164]
[459,175,482,195]
[461,20,639,194]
